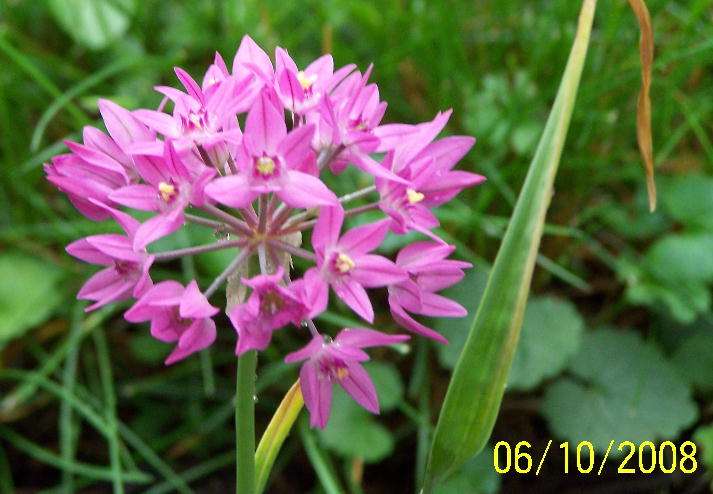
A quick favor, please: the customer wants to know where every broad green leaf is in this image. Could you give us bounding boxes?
[47,0,134,50]
[626,233,713,323]
[693,424,713,471]
[255,382,303,494]
[0,253,63,350]
[318,388,393,463]
[671,330,713,393]
[434,448,500,494]
[507,296,584,390]
[542,328,698,452]
[423,1,597,488]
[659,174,713,230]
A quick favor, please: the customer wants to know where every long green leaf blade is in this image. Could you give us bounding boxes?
[255,381,304,494]
[423,0,597,488]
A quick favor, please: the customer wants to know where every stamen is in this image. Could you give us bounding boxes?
[335,367,349,380]
[334,253,356,274]
[256,156,276,177]
[158,182,177,202]
[296,71,317,91]
[406,188,425,204]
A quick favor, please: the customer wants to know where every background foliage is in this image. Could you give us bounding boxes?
[1,0,713,492]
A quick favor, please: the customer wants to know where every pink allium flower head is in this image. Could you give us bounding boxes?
[125,280,219,365]
[285,328,409,428]
[46,35,484,426]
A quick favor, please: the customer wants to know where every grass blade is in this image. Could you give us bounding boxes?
[59,304,83,494]
[298,419,344,494]
[0,426,152,484]
[255,381,303,494]
[423,0,597,488]
[93,329,124,494]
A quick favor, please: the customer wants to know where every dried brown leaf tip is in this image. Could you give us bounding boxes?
[628,0,656,211]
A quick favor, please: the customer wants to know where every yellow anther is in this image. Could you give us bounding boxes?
[406,188,425,204]
[336,367,349,380]
[296,70,317,91]
[188,113,203,129]
[256,156,276,176]
[335,253,356,274]
[158,182,177,202]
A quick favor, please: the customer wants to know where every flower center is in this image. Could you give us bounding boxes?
[335,367,349,380]
[255,156,277,178]
[333,252,356,274]
[296,71,317,91]
[158,181,177,203]
[406,188,425,204]
[260,290,284,316]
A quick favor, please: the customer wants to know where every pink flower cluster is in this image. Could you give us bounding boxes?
[46,36,484,428]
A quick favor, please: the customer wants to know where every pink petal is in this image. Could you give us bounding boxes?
[274,47,299,75]
[133,209,185,250]
[349,152,409,184]
[278,171,337,208]
[278,124,315,168]
[389,295,448,344]
[414,135,475,173]
[98,99,153,148]
[332,279,374,323]
[284,335,324,363]
[418,292,467,317]
[312,205,344,256]
[179,281,218,319]
[351,255,407,287]
[300,361,333,429]
[296,269,329,319]
[174,67,205,105]
[420,170,486,206]
[244,91,286,155]
[335,327,410,349]
[396,241,454,269]
[204,174,255,208]
[166,319,217,365]
[277,69,304,112]
[133,110,179,137]
[339,361,379,414]
[233,35,274,81]
[78,268,134,311]
[109,184,158,211]
[338,219,390,254]
[66,238,113,265]
[86,234,139,262]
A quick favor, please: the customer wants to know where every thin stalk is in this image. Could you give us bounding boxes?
[201,204,253,236]
[258,195,268,233]
[339,185,376,204]
[235,350,258,494]
[317,145,344,171]
[267,240,317,262]
[204,248,252,298]
[185,213,231,231]
[284,202,380,233]
[152,239,244,262]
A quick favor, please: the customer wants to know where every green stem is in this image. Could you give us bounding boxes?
[236,350,258,494]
